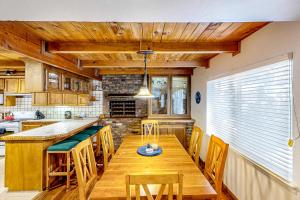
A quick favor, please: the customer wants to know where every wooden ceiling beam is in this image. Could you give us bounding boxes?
[0,60,25,67]
[81,60,208,68]
[98,68,193,75]
[0,29,98,80]
[47,41,238,54]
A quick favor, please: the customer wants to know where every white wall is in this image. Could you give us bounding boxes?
[191,22,300,200]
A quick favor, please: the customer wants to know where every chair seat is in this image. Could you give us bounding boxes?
[69,133,90,141]
[48,140,79,151]
[80,129,98,136]
[86,125,103,131]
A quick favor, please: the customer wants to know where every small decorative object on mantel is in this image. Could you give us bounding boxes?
[195,91,201,104]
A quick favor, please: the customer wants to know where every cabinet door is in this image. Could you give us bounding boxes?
[0,79,5,90]
[46,69,61,91]
[18,79,26,93]
[32,92,48,106]
[22,124,42,131]
[63,93,78,105]
[78,94,90,105]
[48,92,63,105]
[5,79,19,93]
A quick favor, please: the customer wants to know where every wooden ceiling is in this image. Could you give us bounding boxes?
[0,21,268,76]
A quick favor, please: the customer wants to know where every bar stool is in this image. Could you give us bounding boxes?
[46,139,79,190]
[86,126,103,156]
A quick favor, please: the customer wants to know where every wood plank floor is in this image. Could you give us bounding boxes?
[33,165,235,200]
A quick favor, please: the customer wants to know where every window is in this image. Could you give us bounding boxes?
[150,75,190,117]
[172,76,188,115]
[207,56,293,181]
[151,76,168,115]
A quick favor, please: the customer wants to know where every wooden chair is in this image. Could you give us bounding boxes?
[141,120,159,136]
[100,125,115,171]
[188,126,204,167]
[204,135,229,200]
[126,172,183,200]
[72,138,98,200]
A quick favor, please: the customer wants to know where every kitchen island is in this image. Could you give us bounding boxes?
[0,118,99,191]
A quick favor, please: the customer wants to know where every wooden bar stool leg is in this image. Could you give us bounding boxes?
[66,151,71,190]
[46,152,50,190]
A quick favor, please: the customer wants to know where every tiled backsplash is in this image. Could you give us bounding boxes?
[0,80,103,119]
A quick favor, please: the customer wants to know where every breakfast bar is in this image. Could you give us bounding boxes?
[0,118,99,191]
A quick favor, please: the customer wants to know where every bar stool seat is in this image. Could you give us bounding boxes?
[80,129,98,136]
[68,133,90,142]
[86,125,103,131]
[48,140,79,151]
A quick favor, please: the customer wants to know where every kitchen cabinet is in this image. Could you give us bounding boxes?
[4,96,16,106]
[48,92,63,105]
[63,93,78,105]
[62,74,73,92]
[0,79,5,90]
[46,68,61,91]
[5,79,19,93]
[22,121,57,131]
[32,92,48,106]
[18,79,26,93]
[78,94,90,106]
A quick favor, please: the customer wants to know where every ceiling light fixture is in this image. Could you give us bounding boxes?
[135,50,154,98]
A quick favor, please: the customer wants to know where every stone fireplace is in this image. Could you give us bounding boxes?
[101,75,148,147]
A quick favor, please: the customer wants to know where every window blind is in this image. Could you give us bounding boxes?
[207,56,293,181]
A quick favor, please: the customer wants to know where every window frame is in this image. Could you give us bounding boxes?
[206,56,294,182]
[148,75,191,118]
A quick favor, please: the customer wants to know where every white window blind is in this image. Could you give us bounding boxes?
[207,56,293,181]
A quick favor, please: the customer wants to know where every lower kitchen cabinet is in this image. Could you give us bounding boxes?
[63,93,78,105]
[32,92,48,106]
[22,121,57,131]
[48,92,63,105]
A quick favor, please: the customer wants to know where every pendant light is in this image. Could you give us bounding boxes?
[135,50,154,98]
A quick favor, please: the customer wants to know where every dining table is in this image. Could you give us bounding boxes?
[90,135,217,199]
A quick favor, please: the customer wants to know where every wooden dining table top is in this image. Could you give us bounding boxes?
[90,135,217,200]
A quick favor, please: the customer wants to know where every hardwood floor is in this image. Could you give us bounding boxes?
[33,164,235,200]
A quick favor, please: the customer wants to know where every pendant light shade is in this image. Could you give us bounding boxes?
[135,50,155,98]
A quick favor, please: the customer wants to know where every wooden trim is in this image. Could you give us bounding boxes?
[98,68,193,75]
[82,60,208,68]
[47,41,239,54]
[0,29,98,79]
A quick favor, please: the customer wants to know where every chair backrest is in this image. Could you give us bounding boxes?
[100,125,115,170]
[126,172,183,200]
[141,120,159,136]
[72,138,97,200]
[204,135,229,197]
[188,126,203,167]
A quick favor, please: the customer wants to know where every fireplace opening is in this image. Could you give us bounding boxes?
[109,100,136,118]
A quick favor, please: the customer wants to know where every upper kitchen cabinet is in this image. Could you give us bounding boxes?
[62,73,73,92]
[4,79,19,93]
[46,68,61,91]
[25,62,92,94]
[0,79,5,90]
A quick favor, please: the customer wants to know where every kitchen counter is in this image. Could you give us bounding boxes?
[1,118,98,141]
[2,118,99,191]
